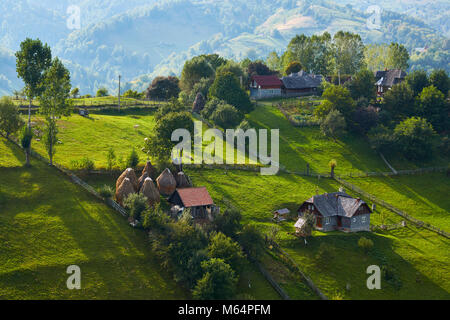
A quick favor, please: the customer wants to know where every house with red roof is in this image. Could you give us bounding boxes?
[249,75,283,100]
[168,187,217,221]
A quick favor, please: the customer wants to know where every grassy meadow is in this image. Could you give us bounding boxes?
[346,173,450,232]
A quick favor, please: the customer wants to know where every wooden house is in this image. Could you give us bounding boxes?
[374,69,406,97]
[297,192,372,232]
[281,71,322,97]
[249,75,283,100]
[168,187,216,221]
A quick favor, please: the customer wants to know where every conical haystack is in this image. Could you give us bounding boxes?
[115,178,135,206]
[176,171,191,188]
[116,168,138,192]
[140,177,160,206]
[138,171,149,191]
[142,160,156,179]
[156,168,177,196]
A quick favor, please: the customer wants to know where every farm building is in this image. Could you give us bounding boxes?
[374,69,406,97]
[297,192,372,232]
[249,75,283,100]
[168,187,217,221]
[281,71,323,97]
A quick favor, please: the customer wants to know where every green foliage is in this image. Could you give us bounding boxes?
[351,106,379,135]
[209,72,253,114]
[210,103,243,128]
[393,117,436,161]
[123,193,148,221]
[15,38,52,100]
[320,109,346,139]
[214,207,242,237]
[71,87,80,99]
[300,210,316,237]
[284,61,303,75]
[387,42,409,70]
[142,204,171,232]
[98,185,114,199]
[123,89,143,99]
[0,97,24,138]
[417,85,449,133]
[347,69,376,101]
[192,258,237,300]
[70,156,95,171]
[368,125,395,154]
[429,69,449,97]
[216,61,244,81]
[146,76,180,100]
[42,119,58,165]
[208,232,245,272]
[126,148,139,169]
[383,82,415,123]
[316,85,355,121]
[358,237,374,254]
[96,87,109,97]
[20,126,33,149]
[265,51,283,73]
[180,56,215,92]
[405,70,429,97]
[239,224,264,260]
[332,31,365,75]
[106,147,116,171]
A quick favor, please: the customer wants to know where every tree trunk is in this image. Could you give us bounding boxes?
[330,166,335,178]
[28,98,32,126]
[25,149,30,167]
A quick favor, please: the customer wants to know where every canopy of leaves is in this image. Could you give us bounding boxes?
[405,70,429,97]
[383,82,415,123]
[210,103,243,129]
[207,232,245,272]
[417,85,449,133]
[193,258,237,300]
[284,61,303,75]
[209,72,253,113]
[146,76,180,100]
[180,56,215,92]
[347,69,376,101]
[394,117,436,161]
[0,97,24,138]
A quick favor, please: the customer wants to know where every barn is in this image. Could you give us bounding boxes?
[249,75,283,100]
[374,69,406,97]
[168,187,216,221]
[297,191,372,232]
[281,71,322,97]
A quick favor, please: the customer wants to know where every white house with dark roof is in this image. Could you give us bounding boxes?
[297,192,372,232]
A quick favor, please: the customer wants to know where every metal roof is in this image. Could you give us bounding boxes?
[304,192,370,217]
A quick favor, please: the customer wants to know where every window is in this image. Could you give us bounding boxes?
[352,217,357,223]
[362,216,366,223]
[325,217,330,225]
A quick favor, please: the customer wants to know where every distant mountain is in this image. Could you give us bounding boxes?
[0,0,447,95]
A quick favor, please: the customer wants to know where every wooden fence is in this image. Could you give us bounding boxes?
[335,176,450,239]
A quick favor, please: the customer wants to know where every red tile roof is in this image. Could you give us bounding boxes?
[251,75,283,88]
[177,187,214,207]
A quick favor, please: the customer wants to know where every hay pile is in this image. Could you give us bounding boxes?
[115,178,135,205]
[138,172,149,191]
[176,171,191,188]
[142,160,156,179]
[116,168,138,192]
[140,177,160,206]
[192,93,205,113]
[156,168,177,196]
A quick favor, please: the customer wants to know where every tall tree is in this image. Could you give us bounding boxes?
[146,76,180,100]
[15,38,52,166]
[209,72,253,114]
[180,56,215,92]
[332,31,365,76]
[405,70,429,97]
[429,69,449,97]
[38,58,72,165]
[0,97,24,138]
[383,82,416,123]
[266,51,283,73]
[387,42,409,70]
[417,85,449,133]
[347,69,376,101]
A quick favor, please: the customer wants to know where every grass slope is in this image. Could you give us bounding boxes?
[187,168,450,299]
[0,138,186,299]
[346,173,450,232]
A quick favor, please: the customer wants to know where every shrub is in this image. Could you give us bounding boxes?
[207,232,245,272]
[106,148,116,171]
[98,185,114,199]
[142,204,170,232]
[96,87,108,97]
[320,109,346,139]
[239,224,264,260]
[358,237,374,254]
[210,103,243,128]
[126,148,139,169]
[123,193,148,221]
[70,157,95,171]
[192,258,237,300]
[214,207,242,237]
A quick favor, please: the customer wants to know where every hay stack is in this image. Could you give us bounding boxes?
[138,171,149,191]
[156,168,177,196]
[142,160,156,179]
[115,178,135,205]
[176,171,191,188]
[140,177,160,206]
[116,168,139,192]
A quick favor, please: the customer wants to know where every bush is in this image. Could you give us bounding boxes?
[207,232,245,272]
[142,204,170,232]
[358,237,374,254]
[70,157,95,171]
[98,185,114,199]
[320,109,346,139]
[123,193,148,221]
[214,207,242,237]
[192,258,237,300]
[96,87,108,97]
[239,224,264,260]
[126,148,139,169]
[210,103,243,128]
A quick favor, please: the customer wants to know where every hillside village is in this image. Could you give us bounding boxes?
[0,25,449,301]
